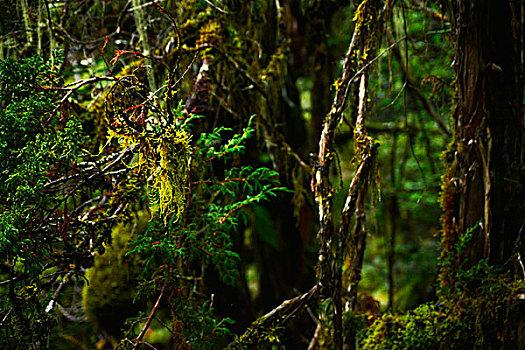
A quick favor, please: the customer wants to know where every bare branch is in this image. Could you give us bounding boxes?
[227,285,318,349]
[45,271,73,313]
[133,285,165,350]
[201,0,230,14]
[45,76,115,125]
[312,2,384,348]
[388,33,451,136]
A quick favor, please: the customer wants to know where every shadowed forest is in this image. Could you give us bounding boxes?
[1,0,524,349]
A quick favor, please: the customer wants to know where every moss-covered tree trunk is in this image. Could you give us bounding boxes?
[440,0,524,283]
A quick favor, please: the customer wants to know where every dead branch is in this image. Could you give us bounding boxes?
[133,285,165,350]
[312,1,384,348]
[227,285,318,349]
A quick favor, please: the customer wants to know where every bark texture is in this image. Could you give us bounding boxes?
[443,0,524,273]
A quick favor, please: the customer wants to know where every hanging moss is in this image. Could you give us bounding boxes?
[108,125,190,220]
[103,67,192,221]
[154,125,192,218]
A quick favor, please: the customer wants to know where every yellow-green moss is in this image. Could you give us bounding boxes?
[108,124,191,220]
[358,262,525,350]
[82,215,148,336]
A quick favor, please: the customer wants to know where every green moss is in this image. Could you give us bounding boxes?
[154,126,191,219]
[82,216,148,336]
[107,112,191,221]
[360,303,465,350]
[359,258,525,350]
[226,314,286,349]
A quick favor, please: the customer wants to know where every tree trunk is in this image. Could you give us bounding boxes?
[441,0,524,280]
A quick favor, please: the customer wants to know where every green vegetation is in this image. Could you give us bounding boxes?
[1,0,523,349]
[360,228,525,349]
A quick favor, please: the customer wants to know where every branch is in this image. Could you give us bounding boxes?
[339,145,378,244]
[45,271,73,313]
[312,2,384,348]
[312,26,361,303]
[307,322,322,350]
[54,0,131,46]
[414,0,448,21]
[348,36,406,84]
[227,285,318,349]
[45,76,115,125]
[201,0,230,14]
[366,122,442,135]
[133,285,165,350]
[388,33,451,136]
[43,147,130,190]
[313,0,382,303]
[346,183,368,310]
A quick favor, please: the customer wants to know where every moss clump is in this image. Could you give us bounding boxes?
[437,140,459,290]
[360,303,465,350]
[359,258,525,350]
[82,217,147,336]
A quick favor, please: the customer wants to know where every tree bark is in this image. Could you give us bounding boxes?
[442,0,524,275]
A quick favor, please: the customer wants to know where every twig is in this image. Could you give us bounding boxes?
[128,0,167,12]
[190,178,245,185]
[45,76,115,125]
[45,271,73,313]
[54,1,131,45]
[151,0,181,71]
[43,148,125,189]
[39,145,135,230]
[0,308,12,327]
[307,322,322,350]
[127,339,159,350]
[171,52,198,90]
[348,36,406,84]
[0,276,21,286]
[388,32,451,136]
[56,25,121,45]
[101,36,115,76]
[56,303,86,322]
[201,0,230,14]
[110,49,169,71]
[414,0,448,21]
[133,285,165,350]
